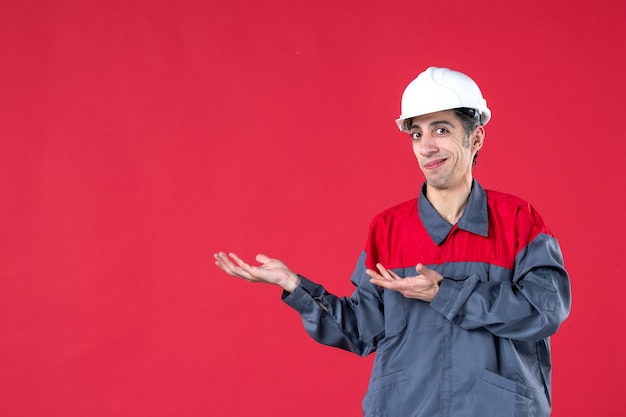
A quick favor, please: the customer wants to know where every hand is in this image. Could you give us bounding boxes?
[214,252,301,293]
[366,263,443,302]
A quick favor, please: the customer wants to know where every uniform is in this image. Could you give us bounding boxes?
[283,180,571,417]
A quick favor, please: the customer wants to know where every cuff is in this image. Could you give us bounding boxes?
[430,275,479,321]
[281,275,319,313]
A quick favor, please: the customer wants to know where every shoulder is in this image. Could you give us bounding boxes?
[371,197,419,224]
[485,189,553,237]
[485,189,536,218]
[485,189,529,207]
[365,197,421,245]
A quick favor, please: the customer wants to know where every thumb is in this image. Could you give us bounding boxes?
[415,263,426,275]
[255,253,271,264]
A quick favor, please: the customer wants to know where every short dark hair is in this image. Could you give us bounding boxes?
[454,108,482,167]
[453,108,482,136]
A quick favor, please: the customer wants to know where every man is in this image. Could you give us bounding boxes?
[214,66,571,417]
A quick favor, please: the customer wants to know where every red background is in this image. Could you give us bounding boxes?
[1,0,625,416]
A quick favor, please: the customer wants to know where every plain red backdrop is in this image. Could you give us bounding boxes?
[1,0,625,416]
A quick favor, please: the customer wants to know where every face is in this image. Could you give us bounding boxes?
[408,110,484,191]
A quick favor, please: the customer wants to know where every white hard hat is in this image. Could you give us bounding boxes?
[395,66,491,132]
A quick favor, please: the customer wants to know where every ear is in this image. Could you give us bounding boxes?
[472,126,485,151]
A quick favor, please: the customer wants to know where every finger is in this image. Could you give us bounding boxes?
[214,252,236,271]
[366,268,382,279]
[228,252,247,266]
[366,268,386,284]
[369,276,395,289]
[256,253,271,264]
[377,263,401,281]
[415,263,435,280]
[369,273,402,290]
[215,254,238,275]
[229,253,261,277]
[228,252,257,272]
[215,252,255,280]
[387,269,402,280]
[375,263,394,281]
[415,263,443,283]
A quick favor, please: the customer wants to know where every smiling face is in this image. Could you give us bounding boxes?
[408,110,484,192]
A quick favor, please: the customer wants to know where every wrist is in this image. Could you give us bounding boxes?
[281,272,301,293]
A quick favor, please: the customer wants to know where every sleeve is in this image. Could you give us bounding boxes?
[430,204,572,342]
[281,251,385,357]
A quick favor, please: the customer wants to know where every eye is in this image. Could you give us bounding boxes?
[411,132,421,140]
[434,127,449,135]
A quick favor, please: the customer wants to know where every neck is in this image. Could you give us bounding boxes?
[425,178,473,225]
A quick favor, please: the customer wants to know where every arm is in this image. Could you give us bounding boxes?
[430,233,572,342]
[215,251,385,356]
[282,252,384,356]
[367,234,571,342]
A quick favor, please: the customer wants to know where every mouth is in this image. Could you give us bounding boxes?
[423,158,448,170]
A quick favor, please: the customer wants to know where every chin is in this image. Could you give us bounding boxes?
[426,179,450,189]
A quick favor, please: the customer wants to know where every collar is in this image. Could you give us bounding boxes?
[418,180,489,245]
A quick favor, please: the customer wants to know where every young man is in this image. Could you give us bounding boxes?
[214,67,571,417]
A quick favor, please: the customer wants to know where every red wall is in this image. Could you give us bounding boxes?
[1,0,625,416]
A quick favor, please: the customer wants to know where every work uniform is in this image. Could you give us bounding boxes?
[282,180,571,417]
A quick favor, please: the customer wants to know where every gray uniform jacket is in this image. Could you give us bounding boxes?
[282,181,571,417]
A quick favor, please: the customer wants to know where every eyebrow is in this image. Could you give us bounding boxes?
[409,120,456,130]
